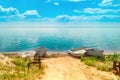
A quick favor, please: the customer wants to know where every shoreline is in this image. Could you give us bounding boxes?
[0,50,120,55]
[0,52,119,80]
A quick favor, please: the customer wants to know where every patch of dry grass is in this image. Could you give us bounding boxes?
[0,56,45,80]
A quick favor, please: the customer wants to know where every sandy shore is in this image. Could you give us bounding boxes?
[1,51,120,80]
[41,55,118,80]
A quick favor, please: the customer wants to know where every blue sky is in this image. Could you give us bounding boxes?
[0,0,120,27]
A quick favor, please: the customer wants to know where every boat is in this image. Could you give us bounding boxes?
[67,47,88,57]
[68,47,104,58]
[86,49,104,58]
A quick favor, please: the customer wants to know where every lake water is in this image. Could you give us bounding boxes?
[0,28,120,52]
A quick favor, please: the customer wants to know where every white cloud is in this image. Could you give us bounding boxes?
[22,10,41,20]
[73,9,81,13]
[56,14,70,22]
[99,0,112,6]
[57,14,69,18]
[0,5,41,21]
[99,0,120,7]
[0,5,119,23]
[22,10,40,16]
[55,14,120,22]
[53,2,59,6]
[83,8,120,14]
[0,6,19,16]
[0,5,24,21]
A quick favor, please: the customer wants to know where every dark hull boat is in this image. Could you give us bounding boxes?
[86,50,104,58]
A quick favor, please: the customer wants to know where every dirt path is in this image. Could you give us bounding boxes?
[41,56,118,80]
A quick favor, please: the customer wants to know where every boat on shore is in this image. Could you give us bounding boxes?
[68,47,104,58]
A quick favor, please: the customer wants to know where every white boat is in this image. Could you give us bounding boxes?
[68,48,86,57]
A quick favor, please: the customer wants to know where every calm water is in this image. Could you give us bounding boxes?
[0,28,120,52]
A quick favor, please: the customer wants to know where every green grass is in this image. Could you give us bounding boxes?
[0,56,45,80]
[81,53,120,72]
[81,56,98,66]
[103,53,120,62]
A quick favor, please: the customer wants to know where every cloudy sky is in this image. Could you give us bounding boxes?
[0,0,120,27]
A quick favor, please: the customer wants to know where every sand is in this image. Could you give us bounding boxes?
[1,51,119,80]
[41,54,119,80]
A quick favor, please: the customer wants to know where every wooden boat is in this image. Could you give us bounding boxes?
[68,47,104,58]
[68,48,86,57]
[85,50,104,58]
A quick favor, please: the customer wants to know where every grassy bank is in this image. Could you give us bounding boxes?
[0,56,45,80]
[80,53,120,72]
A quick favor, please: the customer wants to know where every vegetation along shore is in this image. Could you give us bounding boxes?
[0,50,120,80]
